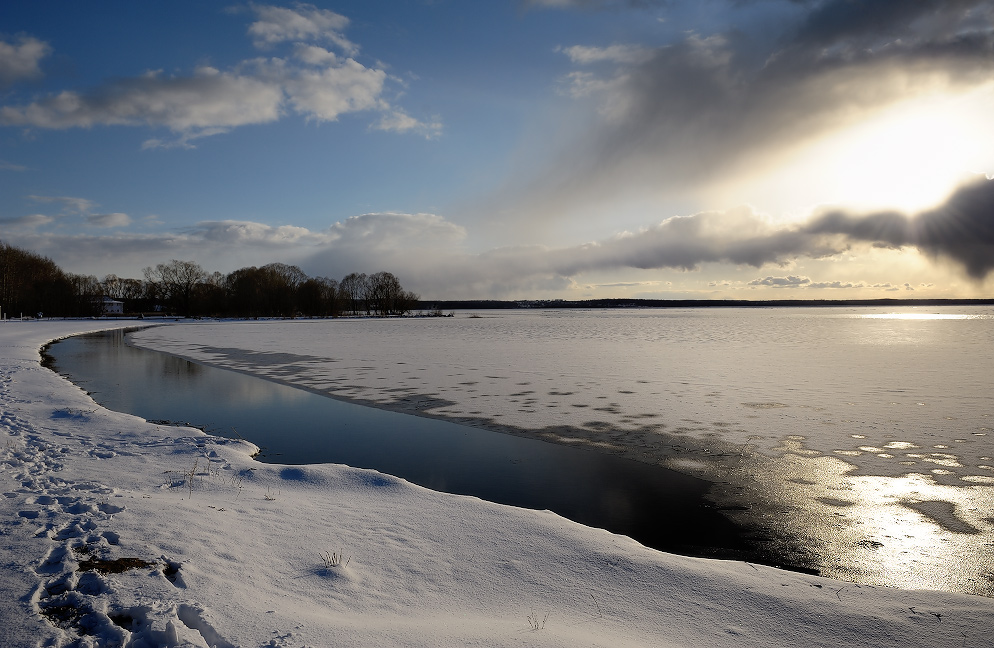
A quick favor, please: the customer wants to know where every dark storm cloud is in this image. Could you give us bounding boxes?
[546,207,844,275]
[785,0,991,49]
[562,176,994,281]
[806,175,994,278]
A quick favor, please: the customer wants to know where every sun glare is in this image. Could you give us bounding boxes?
[712,85,994,221]
[857,313,978,321]
[815,95,992,213]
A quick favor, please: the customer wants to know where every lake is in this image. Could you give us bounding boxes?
[44,327,757,566]
[49,307,994,594]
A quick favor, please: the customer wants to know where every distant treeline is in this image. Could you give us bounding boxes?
[0,241,419,318]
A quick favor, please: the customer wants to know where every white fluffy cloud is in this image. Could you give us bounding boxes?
[247,2,356,54]
[557,44,653,65]
[0,5,439,146]
[747,276,904,291]
[187,220,333,246]
[4,67,285,142]
[374,110,443,138]
[285,58,386,120]
[749,276,812,287]
[0,35,50,87]
[14,196,131,230]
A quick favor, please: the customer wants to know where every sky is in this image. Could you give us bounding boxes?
[1,0,994,300]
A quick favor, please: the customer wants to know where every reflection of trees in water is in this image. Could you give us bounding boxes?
[69,330,205,385]
[159,353,202,379]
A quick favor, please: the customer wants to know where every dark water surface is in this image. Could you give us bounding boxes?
[44,328,755,561]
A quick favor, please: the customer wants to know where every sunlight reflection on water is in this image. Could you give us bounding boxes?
[828,473,994,592]
[854,312,989,320]
[724,450,994,595]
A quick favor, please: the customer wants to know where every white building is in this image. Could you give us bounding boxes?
[96,296,124,315]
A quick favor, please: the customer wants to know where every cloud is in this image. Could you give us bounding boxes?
[7,179,992,296]
[185,220,333,246]
[805,280,861,290]
[2,211,469,282]
[296,206,847,297]
[326,212,467,249]
[784,0,994,52]
[373,110,443,138]
[512,0,994,220]
[382,178,994,295]
[556,44,654,65]
[0,35,50,87]
[18,195,129,229]
[85,213,131,228]
[27,195,96,214]
[0,160,27,171]
[805,175,994,279]
[285,57,386,120]
[749,275,811,287]
[591,281,661,288]
[746,276,908,291]
[3,67,285,143]
[546,206,842,275]
[0,213,54,230]
[247,2,356,54]
[0,6,439,146]
[542,176,994,283]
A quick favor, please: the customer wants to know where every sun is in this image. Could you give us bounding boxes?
[814,92,993,213]
[710,84,994,221]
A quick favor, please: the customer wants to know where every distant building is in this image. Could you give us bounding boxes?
[94,296,124,315]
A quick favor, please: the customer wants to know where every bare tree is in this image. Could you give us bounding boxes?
[298,276,339,317]
[339,272,369,316]
[397,288,421,315]
[68,273,102,316]
[260,263,308,316]
[143,259,207,315]
[366,271,419,316]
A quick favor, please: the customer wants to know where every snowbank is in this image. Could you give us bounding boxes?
[2,320,993,647]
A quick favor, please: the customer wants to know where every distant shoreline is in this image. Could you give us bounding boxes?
[423,297,994,310]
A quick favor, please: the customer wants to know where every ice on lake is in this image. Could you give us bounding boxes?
[130,306,994,595]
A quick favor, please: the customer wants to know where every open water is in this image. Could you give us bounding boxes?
[44,328,754,565]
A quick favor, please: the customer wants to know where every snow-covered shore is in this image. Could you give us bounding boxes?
[3,320,994,647]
